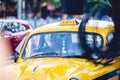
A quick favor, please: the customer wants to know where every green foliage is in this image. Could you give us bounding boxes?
[41,0,61,8]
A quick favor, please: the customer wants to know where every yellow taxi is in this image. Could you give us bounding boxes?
[6,19,120,80]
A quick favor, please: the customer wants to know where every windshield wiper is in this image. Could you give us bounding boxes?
[62,55,82,58]
[28,52,59,58]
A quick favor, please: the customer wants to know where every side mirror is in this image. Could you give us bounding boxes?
[14,52,19,62]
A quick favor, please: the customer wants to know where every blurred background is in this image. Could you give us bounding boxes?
[0,0,84,29]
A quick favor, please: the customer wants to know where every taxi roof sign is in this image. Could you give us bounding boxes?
[59,20,79,26]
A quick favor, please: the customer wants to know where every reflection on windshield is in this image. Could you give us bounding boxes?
[23,32,84,58]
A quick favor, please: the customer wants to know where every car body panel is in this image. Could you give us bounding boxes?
[7,57,120,80]
[0,19,32,54]
[6,19,120,80]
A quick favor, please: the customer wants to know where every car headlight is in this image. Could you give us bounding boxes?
[69,77,80,80]
[85,33,103,49]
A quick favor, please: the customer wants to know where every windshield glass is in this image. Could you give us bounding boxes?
[22,32,84,58]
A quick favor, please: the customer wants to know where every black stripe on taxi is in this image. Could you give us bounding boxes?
[94,69,120,80]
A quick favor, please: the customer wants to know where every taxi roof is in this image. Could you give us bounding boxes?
[30,19,80,35]
[29,19,114,36]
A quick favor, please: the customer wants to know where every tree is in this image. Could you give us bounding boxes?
[41,0,61,8]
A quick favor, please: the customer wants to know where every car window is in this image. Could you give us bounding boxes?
[22,32,84,58]
[19,23,27,31]
[4,22,27,33]
[3,23,13,34]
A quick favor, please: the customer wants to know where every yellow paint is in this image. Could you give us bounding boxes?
[108,75,119,80]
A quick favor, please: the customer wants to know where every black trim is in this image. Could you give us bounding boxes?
[94,69,120,80]
[85,32,104,49]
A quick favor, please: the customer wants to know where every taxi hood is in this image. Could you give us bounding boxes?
[16,58,101,80]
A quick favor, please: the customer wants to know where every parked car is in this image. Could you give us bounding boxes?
[5,19,120,80]
[0,19,32,54]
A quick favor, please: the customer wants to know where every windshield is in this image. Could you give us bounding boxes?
[22,32,84,58]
